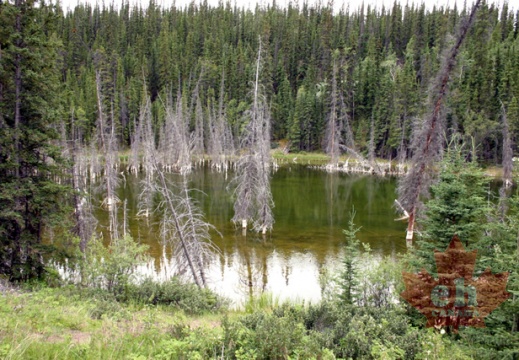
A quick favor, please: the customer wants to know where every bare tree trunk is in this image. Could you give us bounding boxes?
[501,102,513,188]
[159,91,192,173]
[137,96,155,219]
[325,57,341,166]
[70,112,96,253]
[140,107,218,287]
[232,38,274,233]
[95,69,120,240]
[397,0,482,242]
[190,70,205,160]
[209,70,235,171]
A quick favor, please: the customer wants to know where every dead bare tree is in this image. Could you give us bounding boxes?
[325,56,342,166]
[190,70,205,161]
[144,163,219,288]
[323,60,380,174]
[61,109,97,253]
[95,69,120,240]
[136,104,219,287]
[209,70,235,171]
[158,91,192,174]
[128,115,141,174]
[232,39,274,234]
[136,96,155,218]
[397,0,482,242]
[501,102,513,188]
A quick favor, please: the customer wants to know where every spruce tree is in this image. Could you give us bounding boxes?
[415,145,490,275]
[0,0,69,281]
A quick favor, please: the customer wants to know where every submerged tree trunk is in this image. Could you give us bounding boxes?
[139,108,218,287]
[69,111,96,253]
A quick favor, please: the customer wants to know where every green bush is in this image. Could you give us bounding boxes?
[223,310,324,359]
[123,277,225,314]
[79,235,149,296]
[153,327,223,360]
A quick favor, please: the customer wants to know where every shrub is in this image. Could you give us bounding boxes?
[223,310,323,359]
[79,235,149,295]
[123,277,225,314]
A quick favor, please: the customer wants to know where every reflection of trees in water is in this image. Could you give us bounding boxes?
[187,168,232,232]
[92,166,404,299]
[324,172,364,228]
[282,263,291,286]
[234,232,269,298]
[325,172,338,229]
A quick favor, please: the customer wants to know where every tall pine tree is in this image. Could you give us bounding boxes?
[0,0,69,281]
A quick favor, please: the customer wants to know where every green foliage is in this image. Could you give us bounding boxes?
[152,327,222,360]
[78,235,149,295]
[123,277,225,314]
[339,208,362,305]
[416,146,490,275]
[408,142,519,354]
[243,292,280,313]
[338,209,404,308]
[300,301,422,359]
[0,0,71,281]
[223,308,322,359]
[416,329,472,359]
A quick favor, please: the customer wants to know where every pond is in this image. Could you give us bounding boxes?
[96,165,407,305]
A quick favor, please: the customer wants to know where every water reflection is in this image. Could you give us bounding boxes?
[96,165,407,304]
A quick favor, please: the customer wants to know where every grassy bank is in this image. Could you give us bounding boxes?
[0,284,226,360]
[1,280,496,359]
[118,150,505,178]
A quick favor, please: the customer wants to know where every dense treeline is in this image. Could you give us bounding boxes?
[55,0,519,162]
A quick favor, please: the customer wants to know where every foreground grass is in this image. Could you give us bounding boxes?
[0,286,225,359]
[4,284,509,359]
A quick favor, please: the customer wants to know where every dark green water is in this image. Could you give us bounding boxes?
[98,165,407,304]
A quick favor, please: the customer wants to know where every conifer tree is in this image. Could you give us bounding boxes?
[0,0,69,280]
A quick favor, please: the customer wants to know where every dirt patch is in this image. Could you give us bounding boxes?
[47,330,91,344]
[188,319,221,329]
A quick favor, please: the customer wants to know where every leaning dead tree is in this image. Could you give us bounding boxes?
[232,39,274,234]
[498,102,514,221]
[143,160,219,288]
[137,106,218,287]
[397,0,482,242]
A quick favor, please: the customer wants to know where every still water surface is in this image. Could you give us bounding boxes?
[97,165,407,304]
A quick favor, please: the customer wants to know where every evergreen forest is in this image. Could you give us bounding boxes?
[1,0,519,358]
[39,0,519,160]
